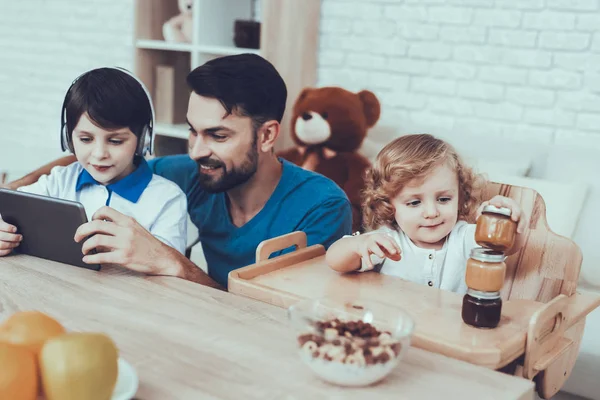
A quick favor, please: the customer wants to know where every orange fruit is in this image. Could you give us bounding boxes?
[0,342,38,400]
[0,311,66,355]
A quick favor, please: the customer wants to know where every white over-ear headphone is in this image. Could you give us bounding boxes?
[60,66,155,156]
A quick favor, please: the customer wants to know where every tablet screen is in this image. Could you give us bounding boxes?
[0,189,100,270]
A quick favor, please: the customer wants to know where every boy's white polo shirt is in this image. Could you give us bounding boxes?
[18,159,188,254]
[359,221,477,294]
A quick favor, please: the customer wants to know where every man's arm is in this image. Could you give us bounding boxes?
[74,206,223,290]
[158,244,223,289]
[3,155,76,190]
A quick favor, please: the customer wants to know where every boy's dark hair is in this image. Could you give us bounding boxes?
[186,53,287,131]
[64,68,152,139]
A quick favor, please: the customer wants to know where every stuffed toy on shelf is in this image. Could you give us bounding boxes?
[278,87,381,232]
[163,0,193,43]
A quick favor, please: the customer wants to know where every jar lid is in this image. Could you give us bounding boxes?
[470,247,506,263]
[482,204,512,217]
[467,288,501,299]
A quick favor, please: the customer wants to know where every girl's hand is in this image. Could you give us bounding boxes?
[0,217,22,256]
[477,195,527,234]
[356,232,402,270]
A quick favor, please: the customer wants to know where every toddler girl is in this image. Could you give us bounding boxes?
[326,134,526,293]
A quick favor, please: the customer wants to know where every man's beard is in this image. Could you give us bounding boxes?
[195,146,259,193]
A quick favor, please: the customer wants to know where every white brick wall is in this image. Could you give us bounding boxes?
[2,0,600,180]
[318,0,600,149]
[0,1,134,180]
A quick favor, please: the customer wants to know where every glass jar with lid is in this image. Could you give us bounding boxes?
[475,205,517,252]
[461,289,502,329]
[465,248,506,292]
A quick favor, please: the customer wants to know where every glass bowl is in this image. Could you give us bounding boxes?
[287,297,415,387]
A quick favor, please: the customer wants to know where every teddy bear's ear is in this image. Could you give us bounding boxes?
[296,87,313,103]
[357,90,381,128]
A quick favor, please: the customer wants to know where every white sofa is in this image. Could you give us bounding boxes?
[360,126,600,399]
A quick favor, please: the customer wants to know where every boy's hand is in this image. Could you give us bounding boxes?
[477,195,527,234]
[356,232,402,270]
[0,217,22,256]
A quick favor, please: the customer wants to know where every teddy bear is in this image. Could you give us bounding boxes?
[278,87,381,232]
[162,0,193,43]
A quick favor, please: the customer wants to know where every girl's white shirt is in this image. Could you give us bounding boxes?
[358,221,477,294]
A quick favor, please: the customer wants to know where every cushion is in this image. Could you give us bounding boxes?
[463,156,531,178]
[361,126,534,177]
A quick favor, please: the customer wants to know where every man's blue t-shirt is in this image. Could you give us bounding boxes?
[148,155,353,287]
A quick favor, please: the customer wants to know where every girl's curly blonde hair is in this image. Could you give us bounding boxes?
[362,134,482,231]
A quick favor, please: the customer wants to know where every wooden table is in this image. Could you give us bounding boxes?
[0,255,534,399]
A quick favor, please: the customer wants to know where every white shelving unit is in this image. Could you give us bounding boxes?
[134,0,321,155]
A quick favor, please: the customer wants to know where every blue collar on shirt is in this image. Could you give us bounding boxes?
[75,158,153,204]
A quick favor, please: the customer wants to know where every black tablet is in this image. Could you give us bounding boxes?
[0,188,100,270]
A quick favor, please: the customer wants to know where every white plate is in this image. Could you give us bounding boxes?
[112,358,139,400]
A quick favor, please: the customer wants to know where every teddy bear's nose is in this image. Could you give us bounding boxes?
[187,3,192,9]
[301,112,312,121]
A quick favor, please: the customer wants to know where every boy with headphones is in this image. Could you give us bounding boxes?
[0,67,188,257]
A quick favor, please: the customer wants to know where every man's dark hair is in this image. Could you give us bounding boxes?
[186,53,287,130]
[65,68,152,139]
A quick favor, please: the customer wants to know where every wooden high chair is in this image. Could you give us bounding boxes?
[229,182,600,399]
[473,182,588,398]
[475,182,581,303]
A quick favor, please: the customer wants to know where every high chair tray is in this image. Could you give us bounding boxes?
[229,232,600,370]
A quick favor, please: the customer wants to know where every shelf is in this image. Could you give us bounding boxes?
[136,40,260,56]
[135,0,321,153]
[197,45,260,56]
[154,123,189,140]
[136,40,194,52]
